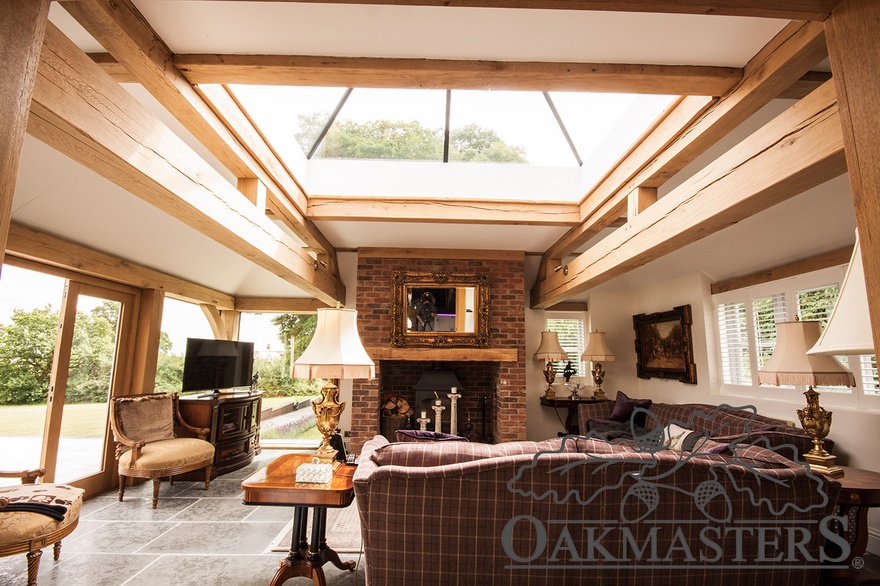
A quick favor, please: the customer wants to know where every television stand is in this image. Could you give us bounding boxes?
[178,391,263,479]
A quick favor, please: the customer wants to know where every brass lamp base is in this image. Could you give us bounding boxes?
[312,381,345,468]
[804,451,844,478]
[543,361,557,399]
[591,363,608,400]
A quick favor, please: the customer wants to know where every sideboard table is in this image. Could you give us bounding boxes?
[822,466,880,585]
[539,396,608,436]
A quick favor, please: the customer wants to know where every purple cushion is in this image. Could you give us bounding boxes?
[394,429,468,442]
[609,391,652,426]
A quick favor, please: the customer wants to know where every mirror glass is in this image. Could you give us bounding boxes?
[392,272,490,348]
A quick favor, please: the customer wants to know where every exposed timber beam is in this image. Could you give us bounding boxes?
[234,297,328,313]
[201,304,241,341]
[29,23,345,306]
[59,0,335,259]
[710,246,853,295]
[176,55,739,96]
[778,71,833,100]
[541,20,828,268]
[6,224,237,309]
[308,197,579,226]
[0,0,50,267]
[532,80,846,308]
[201,0,841,21]
[825,0,880,355]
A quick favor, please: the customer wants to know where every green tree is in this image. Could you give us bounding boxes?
[296,113,527,163]
[66,301,121,404]
[0,306,58,404]
[154,331,184,393]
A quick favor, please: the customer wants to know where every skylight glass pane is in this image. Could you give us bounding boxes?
[228,85,348,161]
[449,90,572,166]
[313,88,446,161]
[550,93,676,188]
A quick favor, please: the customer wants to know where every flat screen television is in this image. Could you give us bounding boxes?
[181,338,255,394]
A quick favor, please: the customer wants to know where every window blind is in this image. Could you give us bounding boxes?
[547,318,586,377]
[717,301,751,385]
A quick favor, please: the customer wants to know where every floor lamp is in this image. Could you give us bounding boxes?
[293,306,375,466]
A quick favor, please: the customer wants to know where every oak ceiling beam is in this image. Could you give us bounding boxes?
[541,20,828,267]
[0,0,50,267]
[531,80,846,308]
[176,55,739,97]
[29,23,345,306]
[59,0,335,259]
[6,224,236,310]
[204,0,841,21]
[825,0,880,355]
[234,297,328,313]
[308,197,579,226]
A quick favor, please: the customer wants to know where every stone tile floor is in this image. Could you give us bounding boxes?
[0,450,365,586]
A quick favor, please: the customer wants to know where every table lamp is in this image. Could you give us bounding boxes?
[534,331,568,399]
[293,306,374,465]
[582,331,615,400]
[758,320,855,478]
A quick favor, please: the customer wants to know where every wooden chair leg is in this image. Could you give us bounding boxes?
[118,475,126,502]
[26,549,42,586]
[204,466,212,491]
[53,540,62,560]
[151,478,161,509]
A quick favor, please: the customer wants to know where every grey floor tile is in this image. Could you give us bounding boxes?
[32,553,159,586]
[83,496,200,521]
[64,521,176,554]
[139,521,287,555]
[166,497,255,523]
[242,503,295,523]
[177,477,243,498]
[124,554,281,586]
[0,554,26,585]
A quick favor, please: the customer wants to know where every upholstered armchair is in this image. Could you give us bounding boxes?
[0,468,83,586]
[109,393,215,508]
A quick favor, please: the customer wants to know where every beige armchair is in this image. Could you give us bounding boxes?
[0,468,83,586]
[110,393,215,508]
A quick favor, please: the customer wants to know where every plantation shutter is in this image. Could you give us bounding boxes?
[753,293,787,370]
[547,318,586,378]
[716,301,750,385]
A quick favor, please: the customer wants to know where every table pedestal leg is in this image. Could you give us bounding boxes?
[270,506,356,586]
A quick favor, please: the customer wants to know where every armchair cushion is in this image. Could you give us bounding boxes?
[0,483,83,544]
[116,394,175,443]
[118,438,215,471]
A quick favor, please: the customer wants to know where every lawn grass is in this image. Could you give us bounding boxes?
[0,403,108,437]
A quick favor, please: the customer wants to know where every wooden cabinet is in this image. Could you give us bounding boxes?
[178,391,263,479]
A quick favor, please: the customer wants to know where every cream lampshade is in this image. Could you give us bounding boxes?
[294,306,374,464]
[535,331,568,399]
[758,320,855,477]
[809,231,876,356]
[582,331,616,400]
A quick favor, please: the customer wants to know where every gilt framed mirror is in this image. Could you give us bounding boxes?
[391,271,491,348]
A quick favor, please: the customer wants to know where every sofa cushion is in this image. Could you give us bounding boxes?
[609,391,652,426]
[646,402,783,437]
[370,437,581,468]
[118,438,215,471]
[0,483,83,544]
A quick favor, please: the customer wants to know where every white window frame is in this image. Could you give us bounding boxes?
[545,312,587,382]
[713,265,880,411]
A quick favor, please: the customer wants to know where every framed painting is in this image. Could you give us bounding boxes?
[633,304,697,384]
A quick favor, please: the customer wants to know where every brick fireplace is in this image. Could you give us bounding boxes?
[349,250,527,453]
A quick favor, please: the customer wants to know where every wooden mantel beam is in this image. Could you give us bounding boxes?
[531,80,846,308]
[176,55,739,97]
[58,0,336,261]
[201,0,842,21]
[29,23,345,306]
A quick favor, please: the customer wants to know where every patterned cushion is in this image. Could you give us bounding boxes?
[118,438,214,471]
[115,393,175,444]
[0,484,83,544]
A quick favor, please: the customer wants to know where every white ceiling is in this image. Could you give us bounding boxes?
[10,3,849,303]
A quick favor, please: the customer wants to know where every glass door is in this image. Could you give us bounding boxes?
[41,281,135,495]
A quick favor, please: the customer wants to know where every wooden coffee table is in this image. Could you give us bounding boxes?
[241,454,357,586]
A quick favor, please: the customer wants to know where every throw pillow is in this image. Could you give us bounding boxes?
[609,391,653,427]
[664,423,692,451]
[394,429,468,442]
[662,423,729,454]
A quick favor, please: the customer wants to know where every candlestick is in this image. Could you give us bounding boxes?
[431,402,446,433]
[421,410,427,419]
[416,417,430,431]
[447,387,462,436]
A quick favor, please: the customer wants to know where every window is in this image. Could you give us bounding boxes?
[546,314,586,379]
[713,266,879,409]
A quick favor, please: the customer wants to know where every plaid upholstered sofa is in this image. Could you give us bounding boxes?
[353,432,841,586]
[576,394,827,458]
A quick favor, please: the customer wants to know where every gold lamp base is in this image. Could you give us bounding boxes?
[312,381,345,467]
[797,387,843,478]
[542,361,557,399]
[591,363,607,400]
